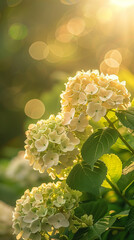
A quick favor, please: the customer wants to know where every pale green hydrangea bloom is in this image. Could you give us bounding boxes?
[12,181,82,240]
[25,114,80,179]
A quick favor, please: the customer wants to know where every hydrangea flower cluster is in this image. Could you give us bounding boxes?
[61,70,131,125]
[12,181,82,240]
[25,114,80,179]
[13,69,131,240]
[6,151,49,186]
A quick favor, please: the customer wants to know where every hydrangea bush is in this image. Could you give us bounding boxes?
[13,70,134,240]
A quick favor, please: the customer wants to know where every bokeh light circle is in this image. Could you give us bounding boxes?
[105,58,120,68]
[100,48,122,75]
[24,99,45,119]
[55,25,72,43]
[29,41,49,60]
[104,49,122,64]
[67,17,85,36]
[100,59,119,75]
[9,23,28,40]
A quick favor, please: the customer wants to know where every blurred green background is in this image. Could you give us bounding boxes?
[1,0,134,238]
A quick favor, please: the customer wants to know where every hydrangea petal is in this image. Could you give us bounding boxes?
[35,136,48,152]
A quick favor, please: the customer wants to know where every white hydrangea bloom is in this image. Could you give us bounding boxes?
[111,93,124,105]
[23,211,38,223]
[43,151,59,169]
[25,114,80,179]
[35,136,49,152]
[70,113,89,132]
[84,83,98,95]
[98,88,113,101]
[62,108,75,125]
[61,70,131,124]
[13,182,82,240]
[49,130,61,143]
[5,151,48,186]
[87,102,106,122]
[48,213,69,229]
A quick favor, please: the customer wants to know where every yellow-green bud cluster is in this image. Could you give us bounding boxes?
[70,214,93,233]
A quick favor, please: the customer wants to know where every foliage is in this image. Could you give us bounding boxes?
[72,216,116,240]
[116,108,134,130]
[100,154,122,188]
[11,70,134,240]
[81,128,118,168]
[67,161,107,196]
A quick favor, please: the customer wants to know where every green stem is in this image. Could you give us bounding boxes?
[104,115,134,155]
[73,215,83,223]
[109,226,125,231]
[106,177,132,207]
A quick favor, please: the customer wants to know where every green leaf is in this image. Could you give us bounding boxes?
[123,181,134,199]
[100,154,122,188]
[114,210,130,219]
[111,137,129,151]
[123,156,134,168]
[73,216,116,240]
[118,167,134,192]
[75,199,108,223]
[80,192,98,202]
[72,228,89,240]
[67,161,107,196]
[116,107,134,130]
[81,128,118,168]
[126,207,134,233]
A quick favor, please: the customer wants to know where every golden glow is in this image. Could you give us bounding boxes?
[24,99,45,119]
[100,59,119,75]
[46,52,60,63]
[46,39,77,62]
[110,0,134,7]
[105,58,120,68]
[83,4,92,18]
[105,49,122,64]
[100,49,122,75]
[67,17,85,36]
[29,41,49,60]
[97,7,113,23]
[48,43,64,58]
[55,25,72,43]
